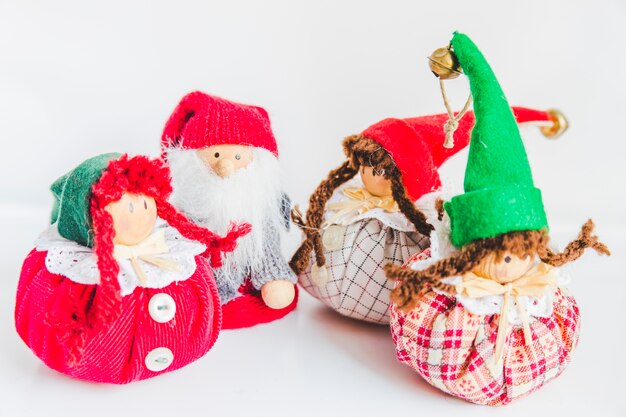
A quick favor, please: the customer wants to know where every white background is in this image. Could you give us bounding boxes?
[1,0,625,416]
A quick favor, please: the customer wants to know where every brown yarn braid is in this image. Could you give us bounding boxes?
[435,198,445,221]
[538,219,611,266]
[289,160,357,273]
[391,177,434,236]
[289,135,434,274]
[386,219,610,312]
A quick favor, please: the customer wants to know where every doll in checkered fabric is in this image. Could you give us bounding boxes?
[290,106,564,325]
[15,154,249,384]
[385,32,610,405]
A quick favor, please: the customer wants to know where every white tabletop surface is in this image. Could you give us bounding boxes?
[1,1,625,415]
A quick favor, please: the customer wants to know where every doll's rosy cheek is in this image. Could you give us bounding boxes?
[105,193,157,245]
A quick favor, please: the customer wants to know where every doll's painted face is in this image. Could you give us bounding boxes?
[105,193,157,245]
[475,251,534,283]
[197,144,253,177]
[360,166,392,197]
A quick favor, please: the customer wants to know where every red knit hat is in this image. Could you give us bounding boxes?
[360,107,556,201]
[161,91,279,157]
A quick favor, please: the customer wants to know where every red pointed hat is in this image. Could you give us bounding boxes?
[359,107,556,201]
[161,91,279,157]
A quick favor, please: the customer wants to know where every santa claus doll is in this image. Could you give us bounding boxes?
[15,153,250,383]
[161,91,297,329]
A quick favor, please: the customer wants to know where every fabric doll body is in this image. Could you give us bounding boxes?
[16,225,220,383]
[299,177,431,324]
[389,234,581,405]
[385,32,609,406]
[14,154,249,383]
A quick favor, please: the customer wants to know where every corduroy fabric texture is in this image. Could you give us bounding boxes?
[52,153,121,247]
[390,289,580,406]
[444,32,547,247]
[15,250,221,384]
[14,153,252,382]
[161,91,278,156]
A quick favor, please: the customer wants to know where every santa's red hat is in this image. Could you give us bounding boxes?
[161,91,278,157]
[358,107,557,201]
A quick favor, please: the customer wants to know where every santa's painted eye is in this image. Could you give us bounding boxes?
[504,256,512,263]
[214,152,220,158]
[144,200,148,210]
[235,154,241,160]
[128,202,134,213]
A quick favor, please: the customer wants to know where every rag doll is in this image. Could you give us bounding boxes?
[15,153,249,383]
[385,32,610,405]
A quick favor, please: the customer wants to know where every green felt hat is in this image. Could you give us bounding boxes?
[51,153,121,247]
[444,32,548,248]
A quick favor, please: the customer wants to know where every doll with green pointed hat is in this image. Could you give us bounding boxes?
[385,32,610,406]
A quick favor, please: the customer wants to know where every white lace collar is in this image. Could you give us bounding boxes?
[324,178,419,232]
[406,221,571,325]
[36,220,206,296]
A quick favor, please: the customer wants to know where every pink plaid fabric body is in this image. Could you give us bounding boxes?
[299,219,429,324]
[390,289,580,405]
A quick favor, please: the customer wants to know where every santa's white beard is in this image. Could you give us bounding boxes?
[166,147,283,278]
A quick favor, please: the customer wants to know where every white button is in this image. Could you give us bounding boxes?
[322,225,345,251]
[148,293,176,323]
[311,263,329,287]
[145,347,174,372]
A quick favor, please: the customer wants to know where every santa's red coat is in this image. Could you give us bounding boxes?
[15,249,221,384]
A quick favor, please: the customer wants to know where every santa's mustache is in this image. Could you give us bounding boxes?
[165,147,284,272]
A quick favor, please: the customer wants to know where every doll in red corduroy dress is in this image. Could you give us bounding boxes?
[14,153,250,384]
[385,33,610,406]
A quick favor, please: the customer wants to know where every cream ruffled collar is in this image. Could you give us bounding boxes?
[35,220,206,296]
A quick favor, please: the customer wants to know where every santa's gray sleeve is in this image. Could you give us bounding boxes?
[249,219,297,289]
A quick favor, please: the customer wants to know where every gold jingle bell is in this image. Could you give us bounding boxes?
[540,109,569,139]
[428,47,462,80]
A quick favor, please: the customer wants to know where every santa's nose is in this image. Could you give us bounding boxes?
[215,159,235,177]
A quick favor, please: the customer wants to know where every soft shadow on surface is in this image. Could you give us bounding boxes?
[306,302,448,399]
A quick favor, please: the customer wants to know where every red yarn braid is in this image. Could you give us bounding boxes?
[62,154,249,364]
[88,204,123,328]
[156,200,251,268]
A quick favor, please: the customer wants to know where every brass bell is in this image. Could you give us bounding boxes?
[428,47,462,80]
[540,109,569,139]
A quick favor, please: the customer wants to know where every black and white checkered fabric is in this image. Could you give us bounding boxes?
[298,218,429,324]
